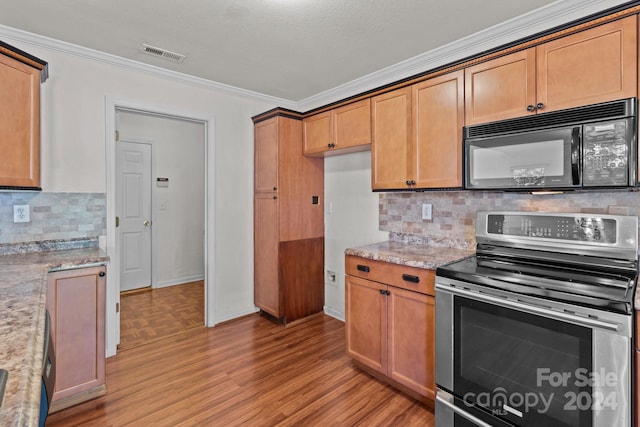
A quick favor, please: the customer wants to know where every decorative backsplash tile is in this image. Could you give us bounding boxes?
[0,192,106,244]
[380,190,640,248]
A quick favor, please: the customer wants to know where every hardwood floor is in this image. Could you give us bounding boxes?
[47,313,434,426]
[118,281,204,350]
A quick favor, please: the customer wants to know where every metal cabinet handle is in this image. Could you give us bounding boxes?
[536,102,545,110]
[527,104,535,112]
[436,392,492,427]
[435,283,622,332]
[402,274,420,284]
[99,271,106,277]
[356,264,370,273]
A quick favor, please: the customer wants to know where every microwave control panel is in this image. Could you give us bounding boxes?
[583,119,630,186]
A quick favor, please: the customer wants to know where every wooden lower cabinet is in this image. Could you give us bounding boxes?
[345,256,435,403]
[46,265,106,412]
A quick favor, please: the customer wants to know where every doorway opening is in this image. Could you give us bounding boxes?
[106,100,215,356]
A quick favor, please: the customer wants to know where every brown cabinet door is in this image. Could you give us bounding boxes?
[371,87,413,190]
[303,111,332,155]
[254,193,280,317]
[537,15,637,113]
[413,70,464,188]
[254,118,279,193]
[464,48,537,125]
[47,266,106,404]
[387,287,435,399]
[333,99,371,151]
[345,275,387,374]
[0,54,40,188]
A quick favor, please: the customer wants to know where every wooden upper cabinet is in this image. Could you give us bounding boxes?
[464,48,537,125]
[413,70,464,188]
[465,15,637,125]
[0,53,41,188]
[537,15,637,112]
[333,99,371,151]
[302,111,331,155]
[303,99,371,156]
[371,87,412,190]
[254,118,279,193]
[372,71,464,190]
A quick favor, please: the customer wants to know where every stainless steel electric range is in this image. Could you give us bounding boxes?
[435,211,638,427]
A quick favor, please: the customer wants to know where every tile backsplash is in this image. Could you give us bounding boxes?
[380,190,640,248]
[0,192,106,244]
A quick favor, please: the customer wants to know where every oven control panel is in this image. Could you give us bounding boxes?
[487,214,617,243]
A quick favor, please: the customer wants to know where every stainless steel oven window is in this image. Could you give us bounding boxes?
[454,297,592,426]
[435,282,632,427]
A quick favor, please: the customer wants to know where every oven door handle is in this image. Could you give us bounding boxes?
[436,392,493,427]
[436,284,621,332]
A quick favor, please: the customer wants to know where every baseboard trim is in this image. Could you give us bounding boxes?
[323,306,345,322]
[154,275,205,289]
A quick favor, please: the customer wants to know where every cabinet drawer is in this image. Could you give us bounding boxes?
[345,255,434,295]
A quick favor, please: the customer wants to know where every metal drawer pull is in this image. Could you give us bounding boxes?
[436,393,492,427]
[435,283,621,332]
[356,265,370,273]
[402,274,420,283]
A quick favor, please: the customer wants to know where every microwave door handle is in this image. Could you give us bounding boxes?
[571,127,580,185]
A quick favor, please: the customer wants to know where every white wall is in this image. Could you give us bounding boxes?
[2,34,278,350]
[324,151,389,320]
[117,111,205,288]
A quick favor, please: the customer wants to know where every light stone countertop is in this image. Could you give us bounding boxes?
[345,240,474,270]
[350,240,640,316]
[0,246,109,427]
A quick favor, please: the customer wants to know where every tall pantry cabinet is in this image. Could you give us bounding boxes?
[253,112,324,324]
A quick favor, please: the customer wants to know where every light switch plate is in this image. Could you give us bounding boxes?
[422,203,432,220]
[14,205,30,223]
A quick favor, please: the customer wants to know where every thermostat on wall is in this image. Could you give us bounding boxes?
[156,178,169,188]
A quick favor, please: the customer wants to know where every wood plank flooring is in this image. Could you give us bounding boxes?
[118,281,204,350]
[46,313,434,426]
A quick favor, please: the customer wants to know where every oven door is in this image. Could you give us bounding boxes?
[465,126,581,190]
[435,278,631,427]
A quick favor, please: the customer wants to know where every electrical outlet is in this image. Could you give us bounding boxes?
[13,205,30,223]
[326,270,337,287]
[421,203,432,220]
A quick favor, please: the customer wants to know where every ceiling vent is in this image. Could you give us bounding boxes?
[140,43,186,63]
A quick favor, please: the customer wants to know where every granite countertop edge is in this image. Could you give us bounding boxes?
[345,240,474,270]
[0,246,109,426]
[348,241,640,315]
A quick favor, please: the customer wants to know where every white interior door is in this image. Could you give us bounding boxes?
[116,141,152,292]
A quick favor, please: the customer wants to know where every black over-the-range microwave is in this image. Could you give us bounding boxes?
[464,98,637,191]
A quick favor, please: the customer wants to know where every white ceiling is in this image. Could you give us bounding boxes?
[0,0,632,103]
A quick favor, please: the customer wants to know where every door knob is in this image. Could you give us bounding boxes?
[143,220,151,226]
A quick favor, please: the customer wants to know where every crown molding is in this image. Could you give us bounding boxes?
[0,24,298,110]
[294,0,633,112]
[0,0,633,114]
